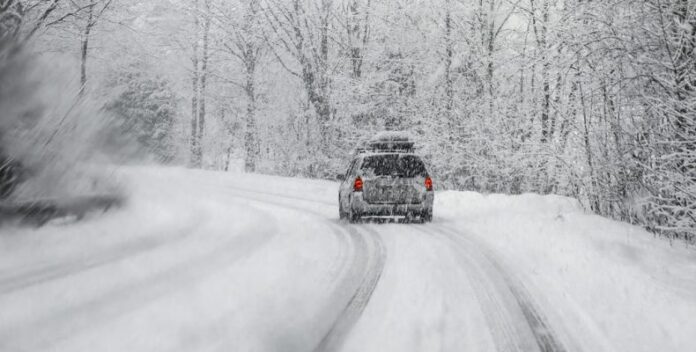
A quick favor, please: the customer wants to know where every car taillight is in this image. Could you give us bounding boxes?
[353,177,363,192]
[425,176,433,191]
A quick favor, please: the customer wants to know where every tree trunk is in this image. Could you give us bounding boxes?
[580,82,599,212]
[672,0,695,172]
[532,0,550,144]
[244,58,258,172]
[190,0,201,167]
[444,0,453,117]
[486,0,495,115]
[196,0,210,167]
[347,0,364,78]
[317,0,331,150]
[80,0,95,90]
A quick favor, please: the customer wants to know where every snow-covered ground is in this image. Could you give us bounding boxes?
[0,166,694,352]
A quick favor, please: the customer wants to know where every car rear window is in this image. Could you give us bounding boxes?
[360,154,427,177]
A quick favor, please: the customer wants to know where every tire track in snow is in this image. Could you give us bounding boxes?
[313,225,386,352]
[204,183,336,207]
[212,185,356,291]
[0,216,206,295]
[0,208,279,352]
[431,224,569,352]
[0,179,306,294]
[215,187,387,352]
[411,225,533,351]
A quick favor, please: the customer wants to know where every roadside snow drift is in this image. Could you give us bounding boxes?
[436,191,696,352]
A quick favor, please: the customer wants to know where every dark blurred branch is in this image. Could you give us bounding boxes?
[23,0,60,41]
[45,2,91,26]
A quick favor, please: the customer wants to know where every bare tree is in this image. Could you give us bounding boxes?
[0,0,62,53]
[189,0,211,168]
[51,0,114,89]
[343,0,370,79]
[262,0,334,152]
[215,0,264,172]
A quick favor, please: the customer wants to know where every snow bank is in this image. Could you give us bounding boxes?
[436,189,696,352]
[436,190,582,217]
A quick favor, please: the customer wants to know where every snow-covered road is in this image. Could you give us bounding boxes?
[1,166,695,352]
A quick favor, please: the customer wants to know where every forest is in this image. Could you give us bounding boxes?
[0,0,694,242]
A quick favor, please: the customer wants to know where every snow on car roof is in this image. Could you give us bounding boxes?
[351,131,418,156]
[358,151,418,157]
[352,147,418,157]
[369,131,413,143]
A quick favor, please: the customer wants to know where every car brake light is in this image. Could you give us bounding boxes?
[353,177,363,192]
[425,176,433,191]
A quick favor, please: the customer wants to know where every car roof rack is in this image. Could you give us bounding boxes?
[360,131,416,153]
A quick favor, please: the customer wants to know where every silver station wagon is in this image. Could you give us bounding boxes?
[338,132,434,223]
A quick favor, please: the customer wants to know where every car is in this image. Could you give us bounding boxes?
[337,132,434,223]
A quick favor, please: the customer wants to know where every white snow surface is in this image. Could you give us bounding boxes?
[0,166,694,352]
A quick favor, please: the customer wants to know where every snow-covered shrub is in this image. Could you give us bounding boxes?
[103,65,179,163]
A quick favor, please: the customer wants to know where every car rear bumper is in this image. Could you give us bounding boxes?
[350,192,433,217]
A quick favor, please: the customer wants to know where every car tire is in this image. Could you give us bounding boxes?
[404,213,416,224]
[421,210,433,223]
[348,201,360,224]
[338,196,347,220]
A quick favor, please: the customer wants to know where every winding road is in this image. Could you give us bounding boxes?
[0,168,583,352]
